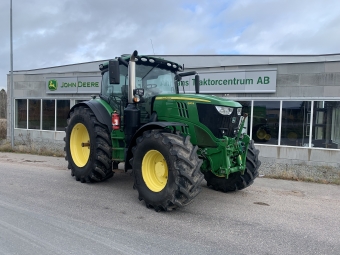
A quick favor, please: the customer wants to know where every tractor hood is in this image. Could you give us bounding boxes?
[155,94,242,108]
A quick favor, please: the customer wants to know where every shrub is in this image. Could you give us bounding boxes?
[0,119,6,140]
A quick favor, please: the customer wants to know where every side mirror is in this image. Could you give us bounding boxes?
[177,71,200,94]
[133,88,144,97]
[108,60,120,84]
[195,75,200,94]
[175,75,181,94]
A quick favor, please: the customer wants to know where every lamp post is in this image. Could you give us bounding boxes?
[10,0,14,148]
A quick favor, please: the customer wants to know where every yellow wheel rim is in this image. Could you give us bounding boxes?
[142,150,168,192]
[264,134,271,141]
[287,131,298,141]
[70,123,90,167]
[256,128,266,139]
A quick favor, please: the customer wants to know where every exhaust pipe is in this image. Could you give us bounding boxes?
[128,50,138,103]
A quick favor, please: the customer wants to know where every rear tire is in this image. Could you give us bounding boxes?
[131,130,204,211]
[64,106,113,183]
[204,140,260,192]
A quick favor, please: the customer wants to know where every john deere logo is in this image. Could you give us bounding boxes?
[48,79,58,91]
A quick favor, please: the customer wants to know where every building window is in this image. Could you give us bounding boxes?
[15,99,27,128]
[312,101,340,149]
[281,101,310,147]
[57,100,70,131]
[15,99,70,131]
[28,99,41,129]
[42,100,55,130]
[253,101,280,145]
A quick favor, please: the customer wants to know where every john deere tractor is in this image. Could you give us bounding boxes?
[64,50,261,211]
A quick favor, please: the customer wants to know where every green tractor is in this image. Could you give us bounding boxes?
[64,50,261,211]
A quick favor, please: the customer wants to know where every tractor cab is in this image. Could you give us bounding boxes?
[99,53,200,121]
[100,55,178,114]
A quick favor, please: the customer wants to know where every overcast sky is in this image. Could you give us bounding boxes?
[1,0,340,91]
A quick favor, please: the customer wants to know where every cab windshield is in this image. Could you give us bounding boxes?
[101,63,177,100]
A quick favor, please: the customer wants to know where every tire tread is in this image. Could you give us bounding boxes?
[132,130,204,211]
[64,105,113,183]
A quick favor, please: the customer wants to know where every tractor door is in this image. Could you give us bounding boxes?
[101,65,129,114]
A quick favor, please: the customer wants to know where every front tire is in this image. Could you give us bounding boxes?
[64,106,113,183]
[204,140,261,192]
[131,130,204,211]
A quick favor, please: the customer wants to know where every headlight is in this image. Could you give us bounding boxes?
[215,106,233,115]
[237,108,242,115]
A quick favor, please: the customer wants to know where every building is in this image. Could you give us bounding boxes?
[7,54,340,179]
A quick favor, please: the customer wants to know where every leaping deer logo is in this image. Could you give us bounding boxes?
[48,80,58,91]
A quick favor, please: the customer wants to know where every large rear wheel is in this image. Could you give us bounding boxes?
[131,130,204,211]
[64,106,113,183]
[204,140,261,192]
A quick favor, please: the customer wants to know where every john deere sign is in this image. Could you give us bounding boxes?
[46,69,276,94]
[46,76,101,94]
[179,69,277,93]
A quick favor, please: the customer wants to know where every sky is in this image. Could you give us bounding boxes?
[1,0,340,91]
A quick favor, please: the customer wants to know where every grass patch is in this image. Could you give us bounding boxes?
[264,173,340,185]
[0,141,15,152]
[0,140,64,157]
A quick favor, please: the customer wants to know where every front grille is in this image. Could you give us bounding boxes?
[196,104,240,138]
[177,102,189,118]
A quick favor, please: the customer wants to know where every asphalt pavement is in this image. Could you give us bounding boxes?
[0,152,340,255]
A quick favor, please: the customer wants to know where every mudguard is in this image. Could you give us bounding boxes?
[68,100,112,132]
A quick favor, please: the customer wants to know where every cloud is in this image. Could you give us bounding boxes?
[1,0,340,91]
